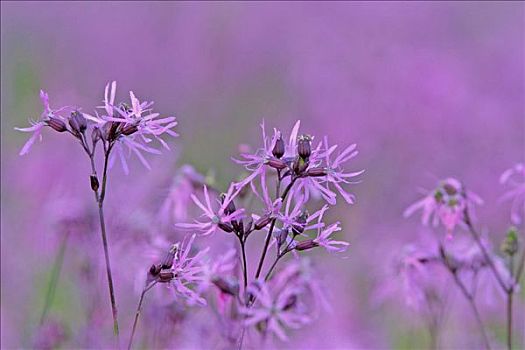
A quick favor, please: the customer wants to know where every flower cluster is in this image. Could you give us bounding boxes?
[384,167,524,349]
[16,82,178,174]
[174,120,360,344]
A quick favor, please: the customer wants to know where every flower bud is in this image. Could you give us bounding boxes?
[276,229,289,248]
[307,167,327,177]
[254,214,272,230]
[272,136,285,159]
[293,156,309,175]
[90,175,99,192]
[121,123,138,136]
[297,135,312,160]
[158,270,175,282]
[69,111,87,135]
[91,126,102,145]
[47,117,67,132]
[149,264,161,276]
[212,276,240,296]
[266,158,288,170]
[295,239,318,251]
[218,222,234,233]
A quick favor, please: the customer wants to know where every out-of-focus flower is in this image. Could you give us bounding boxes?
[404,178,483,238]
[240,279,311,342]
[176,184,244,236]
[159,165,208,225]
[499,163,525,225]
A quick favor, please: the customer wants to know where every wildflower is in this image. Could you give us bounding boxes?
[233,120,300,188]
[500,163,525,225]
[240,280,311,341]
[404,178,483,238]
[312,222,348,253]
[159,165,208,225]
[85,81,178,173]
[176,184,244,236]
[15,90,70,155]
[149,235,210,306]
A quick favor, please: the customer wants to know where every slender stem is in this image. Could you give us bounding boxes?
[464,211,509,292]
[254,177,297,280]
[507,292,513,350]
[264,255,282,282]
[97,150,120,342]
[39,231,69,325]
[128,282,157,350]
[439,245,491,350]
[84,139,120,344]
[239,237,248,290]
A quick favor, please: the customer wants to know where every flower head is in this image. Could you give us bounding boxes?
[404,178,483,238]
[176,184,244,236]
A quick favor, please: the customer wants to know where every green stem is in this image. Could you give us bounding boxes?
[39,231,69,325]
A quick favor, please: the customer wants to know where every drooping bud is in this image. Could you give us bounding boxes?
[254,214,272,230]
[272,135,285,159]
[90,175,99,192]
[218,222,234,233]
[212,276,240,296]
[307,167,327,177]
[266,158,288,170]
[295,239,318,251]
[121,123,138,136]
[69,111,87,135]
[501,227,518,256]
[149,264,161,276]
[47,117,67,132]
[297,135,312,160]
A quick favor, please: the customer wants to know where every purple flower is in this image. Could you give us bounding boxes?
[239,280,311,341]
[404,178,483,238]
[159,165,208,225]
[15,90,70,155]
[150,234,210,306]
[233,120,301,189]
[313,222,349,253]
[499,163,525,225]
[176,184,244,236]
[86,81,178,174]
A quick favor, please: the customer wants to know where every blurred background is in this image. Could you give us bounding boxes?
[1,1,523,349]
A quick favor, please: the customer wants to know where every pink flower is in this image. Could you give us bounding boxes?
[15,90,70,155]
[313,222,349,253]
[240,280,311,341]
[499,163,525,225]
[176,184,244,236]
[404,178,483,238]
